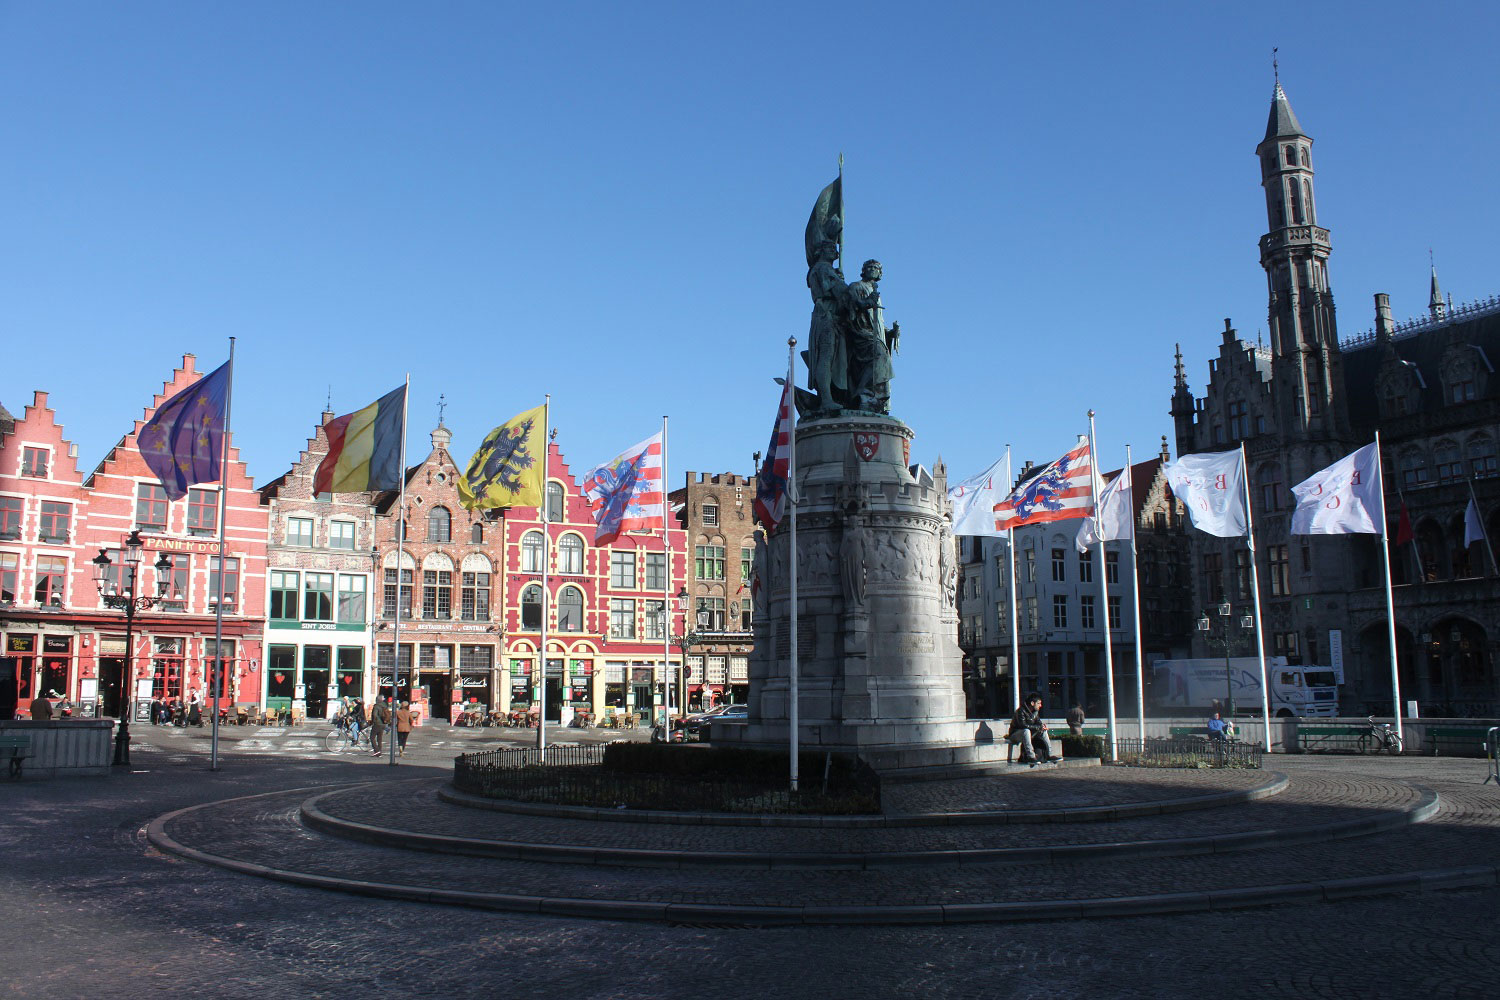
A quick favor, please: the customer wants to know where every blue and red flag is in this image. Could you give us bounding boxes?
[753,379,795,532]
[137,361,231,501]
[993,439,1093,530]
[582,432,665,546]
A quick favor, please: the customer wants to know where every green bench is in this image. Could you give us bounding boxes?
[1426,726,1492,758]
[1296,725,1366,753]
[0,733,33,779]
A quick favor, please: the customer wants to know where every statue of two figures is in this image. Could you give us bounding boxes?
[799,181,900,417]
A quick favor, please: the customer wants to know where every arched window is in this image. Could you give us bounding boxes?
[1289,178,1304,224]
[1434,440,1463,482]
[545,482,565,523]
[1284,144,1296,166]
[1466,435,1497,478]
[427,506,451,542]
[521,531,545,573]
[521,584,543,630]
[1400,450,1430,489]
[557,586,584,632]
[558,533,584,574]
[1303,180,1315,224]
[471,522,483,544]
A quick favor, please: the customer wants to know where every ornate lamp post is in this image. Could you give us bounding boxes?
[91,530,172,765]
[664,585,708,720]
[1197,600,1255,717]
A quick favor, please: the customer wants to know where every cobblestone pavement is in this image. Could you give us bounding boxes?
[882,764,1273,814]
[3,741,1497,1000]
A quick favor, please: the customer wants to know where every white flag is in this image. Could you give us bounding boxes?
[1163,451,1247,537]
[1464,497,1485,548]
[1290,442,1382,535]
[949,454,1008,536]
[1076,464,1133,552]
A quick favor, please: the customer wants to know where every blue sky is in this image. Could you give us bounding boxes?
[4,2,1497,491]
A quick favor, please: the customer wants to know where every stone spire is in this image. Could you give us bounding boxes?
[1429,254,1446,321]
[1264,81,1306,141]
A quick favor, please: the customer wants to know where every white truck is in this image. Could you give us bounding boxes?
[1150,657,1340,718]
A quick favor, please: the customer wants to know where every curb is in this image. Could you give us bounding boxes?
[301,783,1437,870]
[434,771,1291,828]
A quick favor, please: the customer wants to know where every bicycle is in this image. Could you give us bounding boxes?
[1364,716,1403,755]
[324,720,371,754]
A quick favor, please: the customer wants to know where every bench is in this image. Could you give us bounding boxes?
[1296,725,1366,754]
[1426,726,1493,758]
[0,733,33,779]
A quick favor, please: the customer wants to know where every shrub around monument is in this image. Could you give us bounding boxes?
[600,743,881,814]
[1058,734,1104,760]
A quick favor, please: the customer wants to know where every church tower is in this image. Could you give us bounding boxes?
[1256,80,1346,438]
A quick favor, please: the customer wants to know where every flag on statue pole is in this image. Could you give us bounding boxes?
[582,432,665,547]
[948,454,1008,536]
[1163,450,1247,537]
[1076,463,1133,552]
[994,439,1092,530]
[1290,442,1382,535]
[753,378,795,532]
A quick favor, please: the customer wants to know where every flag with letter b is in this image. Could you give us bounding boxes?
[1290,442,1382,535]
[1163,450,1247,537]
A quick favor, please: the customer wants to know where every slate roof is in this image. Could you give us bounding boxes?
[1342,308,1500,429]
[1264,82,1305,141]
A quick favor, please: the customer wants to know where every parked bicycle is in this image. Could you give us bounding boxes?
[1365,716,1403,755]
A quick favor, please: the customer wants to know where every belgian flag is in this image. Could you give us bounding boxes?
[314,385,407,494]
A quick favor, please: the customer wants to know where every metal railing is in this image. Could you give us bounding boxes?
[1113,737,1263,769]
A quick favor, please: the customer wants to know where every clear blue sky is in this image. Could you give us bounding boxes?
[4,2,1497,491]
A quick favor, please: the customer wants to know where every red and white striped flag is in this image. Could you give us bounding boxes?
[753,378,795,532]
[994,438,1093,530]
[582,432,664,546]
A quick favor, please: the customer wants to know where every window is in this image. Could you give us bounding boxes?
[422,570,452,619]
[159,554,189,604]
[1227,400,1248,439]
[611,551,636,589]
[1051,548,1066,582]
[609,598,635,639]
[694,545,725,580]
[1400,452,1430,488]
[521,532,545,573]
[700,597,727,630]
[270,571,300,621]
[1268,544,1290,597]
[136,484,168,531]
[702,503,719,527]
[21,447,48,478]
[97,549,126,596]
[1107,596,1122,630]
[286,516,314,547]
[34,555,66,606]
[558,587,584,632]
[521,585,544,630]
[741,547,754,582]
[471,522,483,544]
[38,502,70,543]
[1234,549,1251,600]
[1434,442,1463,482]
[1274,631,1301,662]
[210,556,238,611]
[1450,379,1477,404]
[459,646,491,672]
[1203,552,1224,602]
[187,489,217,536]
[427,506,451,542]
[1078,549,1093,583]
[1023,596,1038,631]
[1259,466,1283,512]
[383,567,413,618]
[1300,544,1312,573]
[1468,437,1497,478]
[0,552,16,602]
[1306,378,1322,415]
[557,534,583,574]
[1023,549,1036,583]
[642,599,665,640]
[0,497,20,540]
[1106,551,1119,584]
[1052,595,1068,628]
[329,520,356,550]
[337,575,366,624]
[545,482,565,523]
[1079,594,1096,629]
[461,571,490,621]
[304,572,334,621]
[645,552,666,591]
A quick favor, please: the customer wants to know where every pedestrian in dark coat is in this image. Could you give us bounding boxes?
[369,699,390,755]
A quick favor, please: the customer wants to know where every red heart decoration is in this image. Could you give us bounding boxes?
[273,672,286,684]
[341,674,353,685]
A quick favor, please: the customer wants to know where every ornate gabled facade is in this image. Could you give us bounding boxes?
[1174,81,1500,716]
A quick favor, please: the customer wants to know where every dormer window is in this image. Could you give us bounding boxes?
[21,447,48,478]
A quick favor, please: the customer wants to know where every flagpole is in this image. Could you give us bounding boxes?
[1376,431,1405,745]
[537,395,551,761]
[1086,412,1117,761]
[1125,445,1145,742]
[209,337,235,773]
[661,414,673,734]
[389,373,410,766]
[1005,446,1020,716]
[1239,443,1272,752]
[1467,477,1498,575]
[787,337,800,793]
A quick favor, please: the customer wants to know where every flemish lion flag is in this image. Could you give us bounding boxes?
[459,405,546,510]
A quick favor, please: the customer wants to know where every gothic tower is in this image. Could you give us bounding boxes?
[1256,81,1347,439]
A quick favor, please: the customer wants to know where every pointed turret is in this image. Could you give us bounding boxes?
[1264,82,1305,141]
[1429,261,1446,321]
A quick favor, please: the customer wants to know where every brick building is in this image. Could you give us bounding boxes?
[258,410,382,720]
[1,356,268,721]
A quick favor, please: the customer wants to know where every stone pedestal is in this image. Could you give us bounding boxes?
[720,414,1009,769]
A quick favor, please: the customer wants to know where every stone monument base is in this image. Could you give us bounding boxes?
[714,719,1024,773]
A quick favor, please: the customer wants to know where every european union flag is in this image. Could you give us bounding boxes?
[138,361,231,501]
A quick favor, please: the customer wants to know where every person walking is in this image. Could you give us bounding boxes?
[394,701,413,757]
[1065,703,1086,737]
[369,697,390,755]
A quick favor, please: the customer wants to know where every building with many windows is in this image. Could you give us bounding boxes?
[1,356,268,722]
[258,410,381,720]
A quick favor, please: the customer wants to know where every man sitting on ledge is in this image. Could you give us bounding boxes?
[1008,692,1062,765]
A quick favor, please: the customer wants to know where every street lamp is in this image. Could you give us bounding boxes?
[91,530,172,765]
[1197,600,1255,717]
